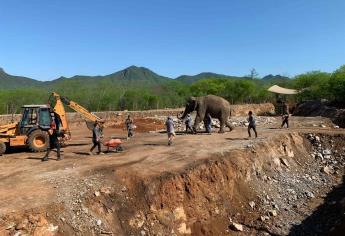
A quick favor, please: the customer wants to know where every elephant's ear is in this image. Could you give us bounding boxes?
[188,96,195,102]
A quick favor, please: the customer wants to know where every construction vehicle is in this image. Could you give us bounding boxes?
[0,92,103,155]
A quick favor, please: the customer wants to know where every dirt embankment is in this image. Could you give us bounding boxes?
[113,133,345,236]
[294,100,345,128]
[1,131,344,236]
[0,103,274,126]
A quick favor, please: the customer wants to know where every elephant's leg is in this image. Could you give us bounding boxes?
[193,115,202,133]
[219,119,225,133]
[226,120,234,132]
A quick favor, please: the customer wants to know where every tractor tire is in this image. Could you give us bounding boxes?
[0,141,6,156]
[27,130,50,152]
[116,145,124,152]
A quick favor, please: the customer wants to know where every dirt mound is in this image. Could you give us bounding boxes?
[294,100,345,128]
[112,118,165,133]
[231,103,274,116]
[0,115,344,235]
[2,131,345,235]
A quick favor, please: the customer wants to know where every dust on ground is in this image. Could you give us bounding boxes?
[0,113,344,236]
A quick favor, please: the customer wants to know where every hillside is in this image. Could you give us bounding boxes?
[0,68,42,89]
[261,74,290,84]
[0,66,292,89]
[176,72,244,84]
[42,66,171,90]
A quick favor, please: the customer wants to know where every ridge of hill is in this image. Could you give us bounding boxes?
[0,68,42,89]
[175,72,245,84]
[0,66,291,89]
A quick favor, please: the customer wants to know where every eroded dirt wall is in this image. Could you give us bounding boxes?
[0,103,274,126]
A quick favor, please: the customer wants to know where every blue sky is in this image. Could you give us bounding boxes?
[0,0,344,81]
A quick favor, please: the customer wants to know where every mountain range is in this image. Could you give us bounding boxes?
[0,66,290,89]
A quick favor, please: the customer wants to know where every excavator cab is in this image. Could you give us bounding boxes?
[19,105,52,134]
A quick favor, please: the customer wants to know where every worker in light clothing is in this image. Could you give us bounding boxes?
[90,122,104,155]
[166,116,175,146]
[247,111,258,138]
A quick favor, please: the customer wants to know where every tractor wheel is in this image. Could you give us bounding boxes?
[27,130,50,152]
[116,145,124,152]
[0,141,6,156]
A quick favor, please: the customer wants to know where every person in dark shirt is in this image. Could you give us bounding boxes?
[204,113,212,133]
[247,111,258,138]
[281,113,289,128]
[125,115,134,139]
[90,122,104,155]
[42,114,62,161]
[185,114,193,134]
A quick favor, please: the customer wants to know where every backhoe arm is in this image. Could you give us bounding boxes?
[52,92,102,124]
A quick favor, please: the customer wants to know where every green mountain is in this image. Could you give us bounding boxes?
[0,65,291,90]
[0,68,42,89]
[176,72,244,84]
[261,74,290,82]
[44,66,171,89]
[103,66,171,84]
[259,74,291,86]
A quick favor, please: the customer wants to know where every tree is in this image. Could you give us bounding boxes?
[249,68,259,80]
[329,65,345,103]
[293,71,331,101]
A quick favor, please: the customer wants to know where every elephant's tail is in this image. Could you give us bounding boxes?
[230,108,234,117]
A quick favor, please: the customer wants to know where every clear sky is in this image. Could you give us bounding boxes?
[0,0,344,81]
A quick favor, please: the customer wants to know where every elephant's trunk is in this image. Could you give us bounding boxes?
[179,108,189,120]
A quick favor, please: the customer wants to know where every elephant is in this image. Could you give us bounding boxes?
[179,95,234,133]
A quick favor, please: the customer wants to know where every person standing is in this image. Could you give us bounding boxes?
[247,111,258,138]
[185,114,193,134]
[42,115,62,161]
[166,116,175,146]
[281,112,289,128]
[90,122,104,155]
[204,113,212,133]
[125,115,134,139]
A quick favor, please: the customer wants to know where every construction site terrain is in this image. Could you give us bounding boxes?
[0,105,345,236]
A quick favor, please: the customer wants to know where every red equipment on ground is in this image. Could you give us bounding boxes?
[103,138,123,152]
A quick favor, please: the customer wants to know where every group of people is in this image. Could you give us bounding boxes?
[41,111,290,161]
[165,112,213,146]
[42,114,136,161]
[183,113,212,134]
[246,110,290,138]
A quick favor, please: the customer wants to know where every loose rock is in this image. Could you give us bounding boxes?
[229,222,244,232]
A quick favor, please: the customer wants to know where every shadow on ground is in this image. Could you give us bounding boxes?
[289,175,345,236]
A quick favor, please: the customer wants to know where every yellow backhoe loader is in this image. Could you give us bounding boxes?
[0,92,103,155]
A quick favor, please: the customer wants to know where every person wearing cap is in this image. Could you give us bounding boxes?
[247,111,258,138]
[89,122,104,155]
[185,114,193,134]
[165,116,175,146]
[42,113,62,161]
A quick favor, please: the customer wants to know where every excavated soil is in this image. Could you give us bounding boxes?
[0,115,344,236]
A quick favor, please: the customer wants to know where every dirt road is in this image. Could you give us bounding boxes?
[0,116,344,236]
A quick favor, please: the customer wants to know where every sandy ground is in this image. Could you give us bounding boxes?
[0,116,344,235]
[0,117,331,212]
